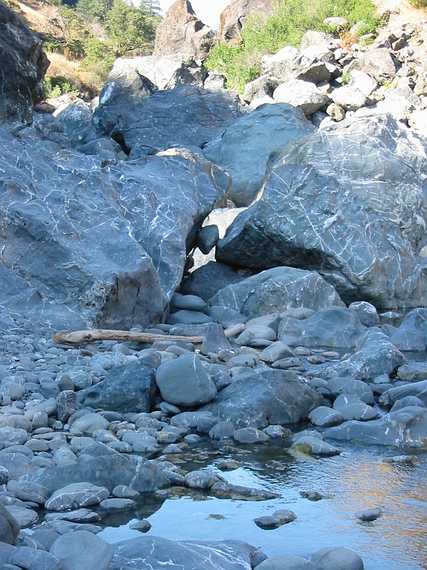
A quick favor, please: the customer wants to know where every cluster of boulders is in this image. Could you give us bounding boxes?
[0,0,426,568]
[242,20,427,134]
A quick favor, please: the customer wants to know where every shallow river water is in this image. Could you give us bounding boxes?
[98,442,427,569]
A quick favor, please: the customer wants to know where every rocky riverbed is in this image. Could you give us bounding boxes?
[0,0,426,568]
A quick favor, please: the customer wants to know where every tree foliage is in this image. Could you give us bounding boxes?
[106,0,156,54]
[207,0,381,93]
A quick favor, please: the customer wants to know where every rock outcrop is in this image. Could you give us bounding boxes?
[204,369,322,428]
[0,3,49,121]
[111,537,259,570]
[217,114,427,309]
[94,84,243,157]
[0,128,227,330]
[107,54,205,91]
[210,266,343,318]
[219,0,274,41]
[154,0,215,61]
[203,103,315,206]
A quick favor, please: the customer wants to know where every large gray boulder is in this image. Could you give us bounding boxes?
[321,328,405,381]
[111,536,259,569]
[0,504,19,545]
[154,0,215,61]
[390,309,427,352]
[204,104,314,206]
[278,308,366,349]
[311,547,364,570]
[203,369,322,428]
[380,381,427,408]
[107,54,205,91]
[0,127,226,329]
[51,531,113,570]
[77,363,155,413]
[324,406,427,448]
[156,354,217,407]
[216,115,427,309]
[0,3,49,121]
[210,266,343,319]
[20,443,173,494]
[182,261,250,302]
[95,84,242,157]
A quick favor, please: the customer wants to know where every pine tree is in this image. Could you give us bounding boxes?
[105,0,156,54]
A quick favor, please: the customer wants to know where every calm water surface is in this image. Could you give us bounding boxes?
[99,442,427,569]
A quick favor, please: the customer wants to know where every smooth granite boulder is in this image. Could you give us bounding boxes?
[50,531,113,570]
[111,536,259,569]
[278,308,366,349]
[77,363,156,413]
[20,444,172,494]
[204,104,314,206]
[182,261,250,302]
[380,381,427,407]
[321,329,405,381]
[156,354,217,407]
[311,547,364,570]
[324,406,427,448]
[210,267,343,319]
[0,3,49,121]
[45,483,109,512]
[216,115,427,308]
[94,84,242,156]
[0,505,19,545]
[390,309,427,351]
[0,128,227,329]
[203,369,322,428]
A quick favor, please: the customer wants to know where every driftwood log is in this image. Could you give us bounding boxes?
[53,329,204,346]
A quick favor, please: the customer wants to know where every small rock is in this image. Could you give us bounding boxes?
[300,490,324,501]
[291,435,341,457]
[383,455,417,465]
[233,427,269,444]
[129,519,151,532]
[356,507,382,522]
[99,498,136,511]
[254,509,296,530]
[45,483,109,512]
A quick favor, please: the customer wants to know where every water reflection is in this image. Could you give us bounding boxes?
[99,443,427,570]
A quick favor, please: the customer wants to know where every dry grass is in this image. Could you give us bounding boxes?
[45,52,101,97]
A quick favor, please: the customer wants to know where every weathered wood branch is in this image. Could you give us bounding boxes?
[53,329,204,346]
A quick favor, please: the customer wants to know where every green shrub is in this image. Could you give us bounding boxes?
[408,0,427,6]
[43,37,64,53]
[81,37,115,81]
[207,0,381,92]
[205,42,261,93]
[76,0,112,23]
[43,76,79,98]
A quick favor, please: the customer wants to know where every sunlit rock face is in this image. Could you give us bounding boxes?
[154,0,215,61]
[217,114,427,309]
[219,0,274,40]
[0,3,49,121]
[0,129,227,331]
